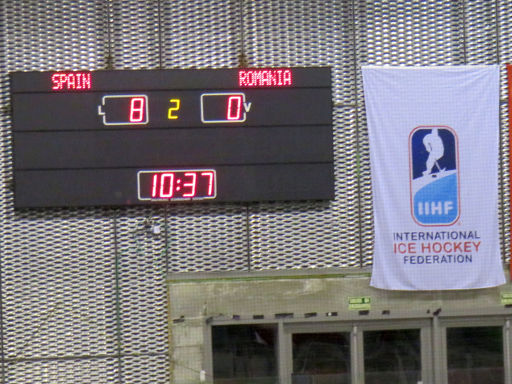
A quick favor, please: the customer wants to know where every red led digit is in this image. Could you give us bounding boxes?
[98,95,148,125]
[182,172,197,197]
[200,93,247,123]
[227,95,242,120]
[159,173,174,198]
[129,97,146,123]
[201,171,215,196]
[151,174,158,197]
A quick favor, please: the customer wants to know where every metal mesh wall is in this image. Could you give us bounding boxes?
[499,1,512,260]
[0,0,511,382]
[0,1,119,383]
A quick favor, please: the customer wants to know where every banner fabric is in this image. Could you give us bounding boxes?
[362,65,505,290]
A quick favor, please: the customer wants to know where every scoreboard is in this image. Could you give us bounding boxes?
[10,67,334,208]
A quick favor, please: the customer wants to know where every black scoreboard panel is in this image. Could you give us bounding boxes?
[10,68,334,208]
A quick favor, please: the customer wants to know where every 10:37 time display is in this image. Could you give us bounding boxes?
[137,169,216,201]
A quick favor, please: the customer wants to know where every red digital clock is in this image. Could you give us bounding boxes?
[137,169,216,201]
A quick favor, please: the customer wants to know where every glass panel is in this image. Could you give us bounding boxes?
[292,332,351,384]
[447,326,503,384]
[212,324,277,384]
[364,329,421,384]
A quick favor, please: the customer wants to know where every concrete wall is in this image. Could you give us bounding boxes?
[168,269,512,383]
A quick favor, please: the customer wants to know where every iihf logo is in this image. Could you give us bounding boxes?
[409,126,459,226]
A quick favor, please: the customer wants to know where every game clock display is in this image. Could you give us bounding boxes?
[10,68,334,208]
[138,170,216,201]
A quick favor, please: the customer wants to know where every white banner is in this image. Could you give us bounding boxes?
[362,66,505,290]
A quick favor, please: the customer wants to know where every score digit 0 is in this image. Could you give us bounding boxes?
[200,92,250,123]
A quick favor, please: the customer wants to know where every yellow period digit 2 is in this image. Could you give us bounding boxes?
[168,98,180,119]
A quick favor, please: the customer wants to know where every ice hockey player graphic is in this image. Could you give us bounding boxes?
[410,125,458,225]
[422,127,445,176]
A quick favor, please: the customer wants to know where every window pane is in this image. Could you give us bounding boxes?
[447,326,503,384]
[364,329,421,384]
[292,332,351,384]
[212,324,277,384]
